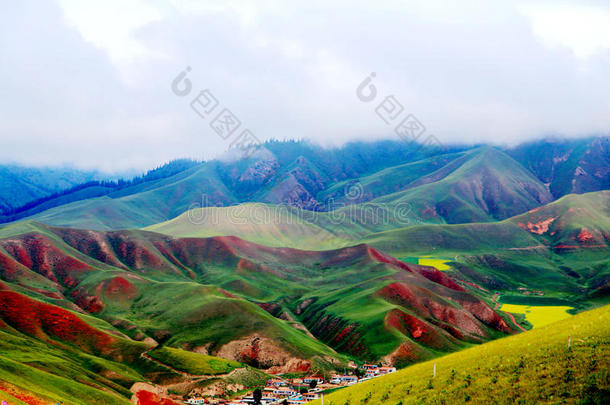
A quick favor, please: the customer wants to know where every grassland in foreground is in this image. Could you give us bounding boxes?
[308,305,610,405]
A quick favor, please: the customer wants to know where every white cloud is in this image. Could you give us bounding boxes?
[519,3,610,58]
[0,0,609,172]
[58,0,166,81]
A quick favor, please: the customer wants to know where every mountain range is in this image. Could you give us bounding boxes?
[2,137,606,231]
[0,136,608,404]
[0,165,100,215]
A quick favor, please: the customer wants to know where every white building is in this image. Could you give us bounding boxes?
[378,367,397,375]
[185,398,206,405]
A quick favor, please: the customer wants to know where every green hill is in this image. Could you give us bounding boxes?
[0,139,608,403]
[508,190,610,249]
[13,140,436,230]
[369,146,552,224]
[145,192,609,305]
[0,222,515,375]
[143,147,561,249]
[0,282,270,404]
[144,201,423,251]
[146,203,351,250]
[0,329,136,404]
[4,144,564,231]
[308,304,610,405]
[0,309,266,404]
[364,190,609,257]
[362,191,609,300]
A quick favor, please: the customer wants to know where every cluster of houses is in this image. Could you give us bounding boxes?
[184,365,396,404]
[517,287,544,296]
[360,364,397,380]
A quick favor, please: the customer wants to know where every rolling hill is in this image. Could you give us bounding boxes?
[0,285,270,404]
[146,192,609,303]
[308,304,609,405]
[5,138,607,231]
[0,138,608,403]
[0,222,516,376]
[146,147,590,250]
[3,140,441,230]
[364,191,610,303]
[34,146,541,229]
[146,203,351,250]
[366,146,553,224]
[142,194,610,344]
[364,191,609,254]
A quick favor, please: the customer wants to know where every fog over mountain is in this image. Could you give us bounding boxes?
[1,0,609,172]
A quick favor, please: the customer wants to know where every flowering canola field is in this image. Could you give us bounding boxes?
[418,257,451,271]
[500,304,573,328]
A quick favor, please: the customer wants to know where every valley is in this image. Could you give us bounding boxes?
[3,0,610,402]
[0,138,607,404]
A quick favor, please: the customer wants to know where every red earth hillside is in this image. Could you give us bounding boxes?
[0,288,116,354]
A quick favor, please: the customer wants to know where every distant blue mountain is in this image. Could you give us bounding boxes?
[1,137,607,230]
[0,165,99,214]
[0,159,201,218]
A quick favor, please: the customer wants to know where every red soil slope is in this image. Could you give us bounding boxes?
[0,287,116,354]
[0,224,515,367]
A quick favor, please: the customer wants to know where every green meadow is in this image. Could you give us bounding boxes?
[308,305,610,404]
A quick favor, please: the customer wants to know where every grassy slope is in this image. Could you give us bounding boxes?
[370,146,552,224]
[309,305,610,405]
[146,157,595,254]
[0,328,138,405]
[12,145,555,232]
[23,162,236,230]
[0,222,350,368]
[144,192,608,303]
[0,287,274,403]
[147,347,241,375]
[146,204,351,250]
[508,190,610,246]
[144,201,427,250]
[0,189,606,396]
[0,390,28,405]
[0,222,513,368]
[316,152,465,204]
[114,280,345,366]
[361,191,609,300]
[12,141,420,230]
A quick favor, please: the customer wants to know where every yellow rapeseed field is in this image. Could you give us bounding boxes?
[418,257,451,271]
[500,303,573,328]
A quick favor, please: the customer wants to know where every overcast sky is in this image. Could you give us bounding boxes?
[1,0,609,172]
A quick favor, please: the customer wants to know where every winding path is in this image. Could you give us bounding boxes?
[492,292,527,332]
[492,293,500,310]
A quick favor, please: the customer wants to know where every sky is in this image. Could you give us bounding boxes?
[1,0,609,172]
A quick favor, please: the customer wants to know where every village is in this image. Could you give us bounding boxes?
[184,364,397,404]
